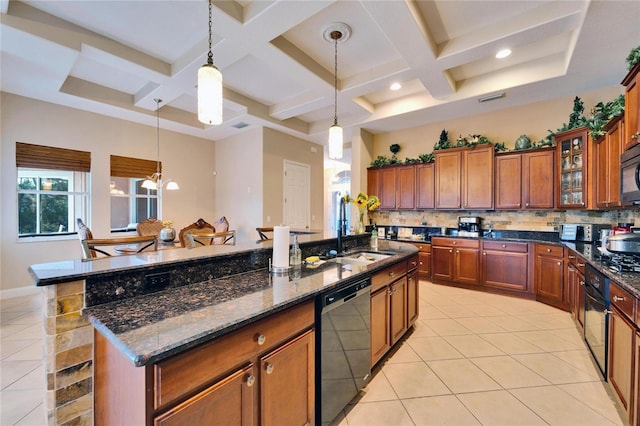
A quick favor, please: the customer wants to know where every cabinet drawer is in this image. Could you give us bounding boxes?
[407,255,419,271]
[372,262,407,293]
[534,244,563,258]
[482,240,528,253]
[610,281,637,323]
[566,252,586,274]
[153,300,314,410]
[431,237,480,249]
[413,243,431,253]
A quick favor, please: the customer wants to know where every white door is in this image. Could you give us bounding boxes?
[283,161,310,229]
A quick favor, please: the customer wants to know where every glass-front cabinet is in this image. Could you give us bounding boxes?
[556,127,589,208]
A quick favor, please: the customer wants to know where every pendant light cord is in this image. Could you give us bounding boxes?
[155,98,161,177]
[207,0,213,66]
[333,33,339,126]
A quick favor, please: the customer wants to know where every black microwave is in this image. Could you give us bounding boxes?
[621,143,640,204]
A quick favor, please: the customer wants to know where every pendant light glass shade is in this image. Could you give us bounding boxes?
[198,64,223,125]
[328,124,343,160]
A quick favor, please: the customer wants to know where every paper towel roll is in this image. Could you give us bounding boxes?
[272,225,290,269]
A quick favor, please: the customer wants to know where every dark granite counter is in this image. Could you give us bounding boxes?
[81,239,418,367]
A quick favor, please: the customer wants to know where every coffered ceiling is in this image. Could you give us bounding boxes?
[1,0,638,153]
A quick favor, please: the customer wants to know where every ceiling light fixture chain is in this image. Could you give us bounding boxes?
[155,98,162,177]
[332,30,339,127]
[207,0,213,66]
[324,23,350,160]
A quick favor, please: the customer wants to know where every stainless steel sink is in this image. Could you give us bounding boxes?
[333,251,393,265]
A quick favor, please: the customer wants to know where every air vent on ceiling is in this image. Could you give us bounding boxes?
[478,92,506,103]
[232,122,250,129]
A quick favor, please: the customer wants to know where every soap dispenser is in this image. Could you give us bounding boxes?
[371,224,378,250]
[289,234,302,266]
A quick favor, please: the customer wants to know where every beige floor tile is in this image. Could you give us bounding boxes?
[343,400,414,426]
[382,362,451,399]
[427,359,501,394]
[512,353,601,384]
[470,356,550,388]
[0,389,44,425]
[402,395,481,425]
[382,341,422,364]
[558,382,625,425]
[407,336,464,361]
[464,304,508,317]
[478,332,545,355]
[1,360,41,389]
[517,312,577,330]
[420,306,450,320]
[551,349,602,376]
[483,315,541,332]
[436,304,480,318]
[423,318,474,336]
[510,385,617,425]
[442,335,505,358]
[516,330,587,352]
[457,389,546,425]
[354,370,398,403]
[453,317,507,334]
[408,319,438,338]
[551,327,589,346]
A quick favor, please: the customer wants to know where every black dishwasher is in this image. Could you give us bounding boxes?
[316,278,371,425]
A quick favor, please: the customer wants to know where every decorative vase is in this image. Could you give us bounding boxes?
[160,227,176,243]
[355,211,365,234]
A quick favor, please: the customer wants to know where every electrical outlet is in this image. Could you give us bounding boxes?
[145,272,170,290]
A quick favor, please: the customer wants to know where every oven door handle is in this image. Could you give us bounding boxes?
[635,161,640,190]
[584,288,608,314]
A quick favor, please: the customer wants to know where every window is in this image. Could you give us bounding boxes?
[110,155,160,232]
[16,142,91,239]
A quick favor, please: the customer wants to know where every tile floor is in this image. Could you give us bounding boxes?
[333,281,626,426]
[0,282,626,426]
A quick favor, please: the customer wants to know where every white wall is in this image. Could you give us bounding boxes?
[1,93,216,294]
[213,128,263,242]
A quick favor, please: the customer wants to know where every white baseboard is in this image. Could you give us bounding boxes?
[0,285,40,299]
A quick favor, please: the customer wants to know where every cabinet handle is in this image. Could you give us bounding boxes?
[568,267,575,272]
[256,334,266,345]
[518,203,521,207]
[568,255,576,259]
[419,261,423,265]
[579,280,584,286]
[483,252,487,256]
[411,261,417,266]
[456,250,460,254]
[452,241,456,245]
[388,272,395,277]
[577,263,584,267]
[546,248,551,253]
[613,295,625,302]
[265,363,274,374]
[502,244,506,248]
[525,203,529,207]
[246,375,256,387]
[557,261,561,266]
[449,249,453,253]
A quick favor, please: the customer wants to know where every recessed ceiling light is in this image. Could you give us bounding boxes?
[390,82,401,91]
[496,49,512,59]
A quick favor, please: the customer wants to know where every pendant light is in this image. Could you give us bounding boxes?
[324,23,350,160]
[142,99,179,191]
[197,0,223,125]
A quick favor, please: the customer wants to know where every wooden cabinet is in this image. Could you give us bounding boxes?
[566,250,585,331]
[595,114,625,208]
[396,165,416,209]
[534,244,567,310]
[370,256,417,367]
[481,240,530,293]
[95,301,315,426]
[634,329,640,426]
[435,145,494,210]
[556,127,595,209]
[413,243,431,279]
[608,281,637,425]
[416,163,435,209]
[495,148,555,209]
[622,61,640,151]
[367,165,416,210]
[431,237,480,286]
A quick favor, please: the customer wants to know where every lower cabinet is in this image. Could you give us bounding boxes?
[482,241,530,293]
[95,301,315,426]
[407,268,419,326]
[566,250,585,331]
[534,244,567,310]
[634,329,640,426]
[431,237,480,285]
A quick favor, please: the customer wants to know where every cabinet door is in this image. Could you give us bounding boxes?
[595,137,609,207]
[396,165,416,209]
[464,145,494,209]
[556,127,589,209]
[407,270,419,327]
[634,329,640,426]
[418,252,431,278]
[260,330,314,426]
[367,168,380,201]
[154,364,256,426]
[624,72,639,151]
[416,163,435,209]
[390,279,408,345]
[495,154,523,209]
[454,247,480,285]
[482,250,528,292]
[523,149,555,209]
[379,167,397,209]
[608,306,635,424]
[435,151,462,209]
[371,287,391,367]
[606,117,624,207]
[534,254,564,307]
[432,246,454,281]
[576,271,585,330]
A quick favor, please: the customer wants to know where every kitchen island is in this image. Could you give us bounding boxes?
[29,233,418,425]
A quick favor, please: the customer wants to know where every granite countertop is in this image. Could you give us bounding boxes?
[83,240,418,367]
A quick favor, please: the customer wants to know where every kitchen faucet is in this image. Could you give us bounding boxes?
[337,195,347,254]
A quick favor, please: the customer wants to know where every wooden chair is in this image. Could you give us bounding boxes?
[185,230,236,248]
[136,218,164,237]
[256,227,273,242]
[77,218,157,260]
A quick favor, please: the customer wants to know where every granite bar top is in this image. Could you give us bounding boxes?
[83,240,418,367]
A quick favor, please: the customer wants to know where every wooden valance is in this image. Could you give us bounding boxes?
[110,155,160,179]
[16,142,91,172]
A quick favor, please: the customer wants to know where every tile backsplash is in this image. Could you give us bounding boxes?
[370,209,639,232]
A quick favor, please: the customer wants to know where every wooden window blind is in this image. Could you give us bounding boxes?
[110,155,161,179]
[16,142,91,172]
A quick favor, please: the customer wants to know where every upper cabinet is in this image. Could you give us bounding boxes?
[495,148,555,210]
[416,163,435,209]
[396,165,416,209]
[367,164,417,210]
[622,61,640,151]
[595,114,625,208]
[435,144,494,210]
[555,126,595,209]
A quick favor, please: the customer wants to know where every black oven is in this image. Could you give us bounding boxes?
[620,143,640,204]
[583,264,610,379]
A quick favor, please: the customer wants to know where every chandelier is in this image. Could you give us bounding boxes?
[142,99,179,190]
[324,23,350,160]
